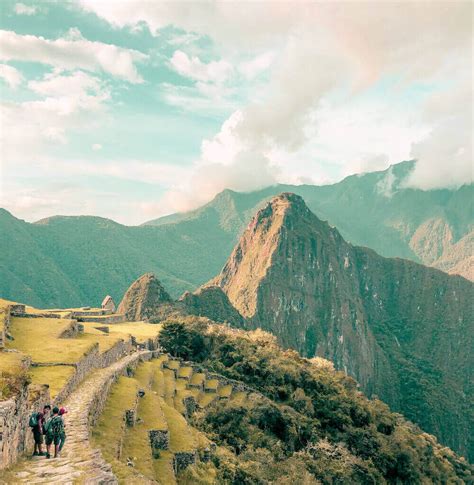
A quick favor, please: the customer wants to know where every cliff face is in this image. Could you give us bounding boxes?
[117,273,172,321]
[214,193,474,460]
[179,286,244,327]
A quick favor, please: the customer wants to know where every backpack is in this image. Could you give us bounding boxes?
[50,416,64,437]
[29,412,39,428]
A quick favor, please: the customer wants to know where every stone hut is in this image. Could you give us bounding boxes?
[101,295,116,312]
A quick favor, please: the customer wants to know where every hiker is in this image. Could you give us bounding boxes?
[30,404,51,456]
[44,406,65,459]
[58,407,68,453]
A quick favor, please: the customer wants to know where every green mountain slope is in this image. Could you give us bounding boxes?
[211,193,474,460]
[0,210,230,308]
[0,162,472,308]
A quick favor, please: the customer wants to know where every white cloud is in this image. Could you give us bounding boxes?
[92,143,102,151]
[1,0,467,226]
[0,63,23,88]
[170,50,233,84]
[1,70,110,165]
[160,82,237,115]
[403,77,473,190]
[0,29,148,83]
[14,3,37,15]
[239,51,275,80]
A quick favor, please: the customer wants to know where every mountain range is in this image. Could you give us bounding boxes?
[0,161,472,309]
[116,192,473,460]
[202,192,473,460]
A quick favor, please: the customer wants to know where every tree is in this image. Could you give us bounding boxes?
[159,321,192,358]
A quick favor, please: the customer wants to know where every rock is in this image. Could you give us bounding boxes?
[117,273,172,321]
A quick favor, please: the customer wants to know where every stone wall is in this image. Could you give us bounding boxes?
[173,451,197,473]
[12,313,62,319]
[0,308,10,350]
[70,309,111,318]
[88,352,153,428]
[9,305,25,316]
[148,430,169,451]
[52,340,134,405]
[58,320,82,338]
[0,383,50,470]
[98,340,133,369]
[77,315,126,324]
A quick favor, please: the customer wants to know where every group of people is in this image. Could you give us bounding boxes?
[29,405,67,459]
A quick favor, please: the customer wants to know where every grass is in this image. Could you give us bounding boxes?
[217,385,233,398]
[166,360,180,370]
[0,351,27,399]
[121,369,176,483]
[90,357,217,484]
[163,369,176,405]
[76,333,126,353]
[230,391,247,404]
[188,388,201,399]
[91,376,140,482]
[6,317,95,364]
[120,415,156,480]
[133,361,155,388]
[153,450,177,485]
[29,365,75,400]
[190,373,205,386]
[0,351,24,374]
[151,367,165,398]
[175,379,187,391]
[105,321,162,340]
[80,321,162,346]
[175,389,195,414]
[198,392,217,408]
[161,400,197,452]
[177,366,193,379]
[204,379,219,391]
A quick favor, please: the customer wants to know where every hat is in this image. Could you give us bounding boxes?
[59,407,68,415]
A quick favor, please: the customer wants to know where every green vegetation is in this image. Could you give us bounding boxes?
[6,317,95,363]
[92,357,216,484]
[0,351,28,399]
[29,365,75,400]
[158,318,473,484]
[91,376,139,481]
[2,162,471,310]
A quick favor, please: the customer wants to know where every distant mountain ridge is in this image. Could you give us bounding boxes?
[144,161,473,280]
[0,161,472,309]
[209,193,474,460]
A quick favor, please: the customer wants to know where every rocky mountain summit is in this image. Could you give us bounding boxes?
[211,193,474,460]
[117,272,172,321]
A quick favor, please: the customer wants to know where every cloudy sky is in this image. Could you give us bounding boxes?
[0,0,472,224]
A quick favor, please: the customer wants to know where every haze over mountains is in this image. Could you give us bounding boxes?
[0,161,472,309]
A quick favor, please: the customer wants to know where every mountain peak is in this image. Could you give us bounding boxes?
[117,273,172,321]
[214,193,334,318]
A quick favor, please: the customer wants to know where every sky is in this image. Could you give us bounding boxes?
[0,0,472,225]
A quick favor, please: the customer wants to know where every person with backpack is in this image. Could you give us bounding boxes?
[29,404,51,457]
[44,407,65,459]
[58,407,68,453]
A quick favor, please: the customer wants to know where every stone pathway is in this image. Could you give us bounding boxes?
[5,351,151,484]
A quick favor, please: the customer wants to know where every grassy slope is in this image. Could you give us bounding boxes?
[6,317,95,363]
[1,163,472,309]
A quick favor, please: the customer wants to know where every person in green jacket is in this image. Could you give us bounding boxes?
[58,407,68,453]
[44,407,65,459]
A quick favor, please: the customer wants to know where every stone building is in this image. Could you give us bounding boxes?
[101,295,116,312]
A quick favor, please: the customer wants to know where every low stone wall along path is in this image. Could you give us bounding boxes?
[6,351,151,484]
